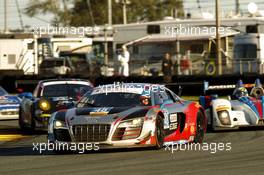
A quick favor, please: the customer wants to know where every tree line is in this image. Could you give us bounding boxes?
[25,0,184,26]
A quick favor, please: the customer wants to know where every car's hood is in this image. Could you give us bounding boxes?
[66,106,150,126]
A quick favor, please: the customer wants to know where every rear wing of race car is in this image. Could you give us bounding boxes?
[203,81,255,95]
[200,82,230,109]
[200,81,256,109]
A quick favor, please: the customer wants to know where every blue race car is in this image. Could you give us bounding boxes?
[0,86,21,120]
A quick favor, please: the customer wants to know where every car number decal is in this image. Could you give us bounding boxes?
[169,113,178,122]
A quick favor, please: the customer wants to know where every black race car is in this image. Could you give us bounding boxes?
[19,79,93,131]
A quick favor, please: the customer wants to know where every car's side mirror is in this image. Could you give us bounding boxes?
[18,92,33,99]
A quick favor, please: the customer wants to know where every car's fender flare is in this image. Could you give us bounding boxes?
[185,102,207,134]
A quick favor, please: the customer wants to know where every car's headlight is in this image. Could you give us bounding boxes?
[39,99,51,111]
[118,118,144,128]
[54,120,66,129]
[217,110,231,125]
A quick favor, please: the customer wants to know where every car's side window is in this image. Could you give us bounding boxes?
[154,92,164,105]
[161,92,170,101]
[154,91,174,105]
[169,89,182,103]
[165,89,176,103]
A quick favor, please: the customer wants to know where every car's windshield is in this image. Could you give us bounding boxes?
[42,84,92,100]
[77,92,151,107]
[0,87,8,96]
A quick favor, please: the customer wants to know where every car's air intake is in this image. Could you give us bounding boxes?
[72,124,111,142]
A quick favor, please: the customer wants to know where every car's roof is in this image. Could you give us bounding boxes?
[92,83,164,95]
[97,83,160,87]
[39,79,93,86]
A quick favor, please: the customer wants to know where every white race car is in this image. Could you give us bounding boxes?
[200,79,264,130]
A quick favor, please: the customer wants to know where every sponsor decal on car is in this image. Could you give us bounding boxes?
[163,108,170,129]
[90,107,112,116]
[216,105,230,112]
[169,113,178,130]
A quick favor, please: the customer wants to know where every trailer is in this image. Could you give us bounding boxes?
[0,34,52,77]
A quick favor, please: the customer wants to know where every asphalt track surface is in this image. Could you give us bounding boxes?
[0,120,264,175]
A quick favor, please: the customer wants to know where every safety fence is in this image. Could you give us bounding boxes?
[127,58,264,76]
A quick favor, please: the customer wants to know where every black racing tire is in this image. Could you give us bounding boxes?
[155,115,165,149]
[194,111,205,143]
[18,108,27,131]
[28,106,36,132]
[30,114,36,131]
[207,107,213,131]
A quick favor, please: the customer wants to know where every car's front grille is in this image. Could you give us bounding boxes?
[72,124,111,142]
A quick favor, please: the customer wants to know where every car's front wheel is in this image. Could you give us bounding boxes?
[155,115,165,149]
[18,108,27,130]
[194,111,205,143]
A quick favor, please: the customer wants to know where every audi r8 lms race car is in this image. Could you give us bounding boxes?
[19,79,93,131]
[48,83,207,151]
[0,86,21,120]
[200,79,264,130]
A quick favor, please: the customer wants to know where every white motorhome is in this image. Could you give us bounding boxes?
[113,17,264,48]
